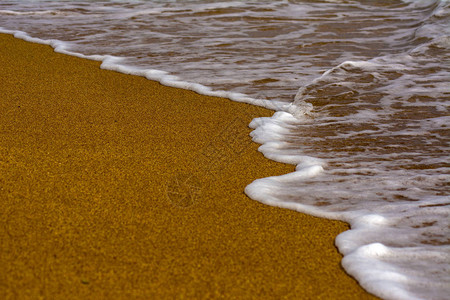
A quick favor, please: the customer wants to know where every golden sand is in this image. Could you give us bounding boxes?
[0,33,377,299]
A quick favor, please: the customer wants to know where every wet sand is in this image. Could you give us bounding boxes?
[0,33,377,299]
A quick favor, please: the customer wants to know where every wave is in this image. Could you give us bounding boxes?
[1,1,449,299]
[247,1,450,299]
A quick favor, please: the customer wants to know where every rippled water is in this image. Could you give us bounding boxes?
[1,1,449,299]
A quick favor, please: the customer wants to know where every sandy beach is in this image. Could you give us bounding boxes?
[0,33,377,299]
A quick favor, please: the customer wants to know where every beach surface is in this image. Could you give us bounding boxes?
[0,33,377,299]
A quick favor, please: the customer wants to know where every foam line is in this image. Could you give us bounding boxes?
[0,27,288,112]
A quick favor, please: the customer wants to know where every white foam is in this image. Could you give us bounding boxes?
[0,27,290,112]
[0,9,61,15]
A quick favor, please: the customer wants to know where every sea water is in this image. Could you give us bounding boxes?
[0,1,448,299]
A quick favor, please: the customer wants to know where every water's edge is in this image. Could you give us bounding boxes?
[2,27,448,300]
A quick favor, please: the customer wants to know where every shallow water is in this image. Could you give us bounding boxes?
[1,1,449,299]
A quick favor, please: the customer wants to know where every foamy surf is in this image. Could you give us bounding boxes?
[1,0,449,299]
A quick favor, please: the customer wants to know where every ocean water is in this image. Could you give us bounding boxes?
[0,0,449,299]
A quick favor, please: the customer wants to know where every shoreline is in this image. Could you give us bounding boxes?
[0,28,283,111]
[0,33,377,299]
